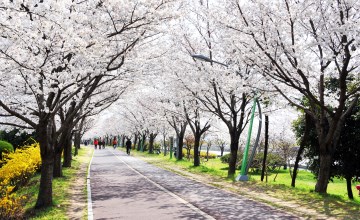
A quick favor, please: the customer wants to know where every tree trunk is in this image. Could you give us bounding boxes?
[74,131,81,157]
[315,119,343,193]
[346,175,354,199]
[148,133,156,154]
[133,134,138,150]
[163,136,167,156]
[121,135,125,148]
[63,134,72,167]
[53,150,63,178]
[35,120,55,208]
[141,134,146,151]
[292,145,305,186]
[228,133,239,178]
[292,114,310,187]
[206,147,210,161]
[313,110,346,193]
[194,135,200,166]
[137,136,141,151]
[177,129,185,160]
[261,115,269,182]
[315,152,332,193]
[74,116,85,155]
[53,133,65,178]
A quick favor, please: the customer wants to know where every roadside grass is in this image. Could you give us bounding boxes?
[249,168,360,205]
[16,146,92,219]
[123,147,360,219]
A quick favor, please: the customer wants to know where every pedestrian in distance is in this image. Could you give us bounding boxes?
[94,138,98,150]
[126,139,132,155]
[98,137,102,150]
[113,137,117,149]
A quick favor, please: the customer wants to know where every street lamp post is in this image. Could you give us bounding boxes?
[191,54,228,67]
[191,54,262,181]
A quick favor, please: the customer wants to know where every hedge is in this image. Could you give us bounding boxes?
[0,143,41,219]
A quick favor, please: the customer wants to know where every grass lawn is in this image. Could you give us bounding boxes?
[16,146,92,220]
[249,168,359,201]
[125,147,360,219]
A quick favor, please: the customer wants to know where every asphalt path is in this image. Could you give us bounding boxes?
[89,148,300,220]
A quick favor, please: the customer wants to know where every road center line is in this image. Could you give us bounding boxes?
[110,150,215,220]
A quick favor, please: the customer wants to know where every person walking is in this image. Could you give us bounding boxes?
[113,137,117,149]
[102,138,105,149]
[94,138,98,150]
[98,137,102,150]
[126,139,132,155]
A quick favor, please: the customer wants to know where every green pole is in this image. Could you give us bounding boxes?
[237,96,257,181]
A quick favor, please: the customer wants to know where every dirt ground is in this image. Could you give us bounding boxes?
[66,149,92,220]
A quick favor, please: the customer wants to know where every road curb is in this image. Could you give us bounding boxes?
[87,147,95,220]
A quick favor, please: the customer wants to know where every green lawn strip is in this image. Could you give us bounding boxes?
[123,148,360,219]
[16,146,92,219]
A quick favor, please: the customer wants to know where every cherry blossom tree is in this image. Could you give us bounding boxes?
[0,0,177,208]
[220,0,360,192]
[167,0,262,176]
[0,1,106,207]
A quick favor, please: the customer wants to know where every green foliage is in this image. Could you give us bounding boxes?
[220,151,286,172]
[220,151,244,165]
[333,100,360,180]
[220,153,231,163]
[154,143,161,152]
[293,100,360,183]
[0,140,14,154]
[249,152,286,172]
[0,129,36,150]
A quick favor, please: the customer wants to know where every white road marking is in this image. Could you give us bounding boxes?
[110,150,215,220]
[87,148,95,220]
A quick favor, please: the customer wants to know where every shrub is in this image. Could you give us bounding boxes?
[0,143,41,219]
[154,143,161,151]
[182,149,217,159]
[219,151,286,172]
[220,153,231,163]
[0,143,41,188]
[0,140,14,162]
[249,152,286,172]
[199,151,217,159]
[0,186,26,220]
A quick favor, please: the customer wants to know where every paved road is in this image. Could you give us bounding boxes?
[89,148,300,220]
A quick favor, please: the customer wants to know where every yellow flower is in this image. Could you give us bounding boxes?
[0,143,41,218]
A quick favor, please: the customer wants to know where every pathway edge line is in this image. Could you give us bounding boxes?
[87,148,95,220]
